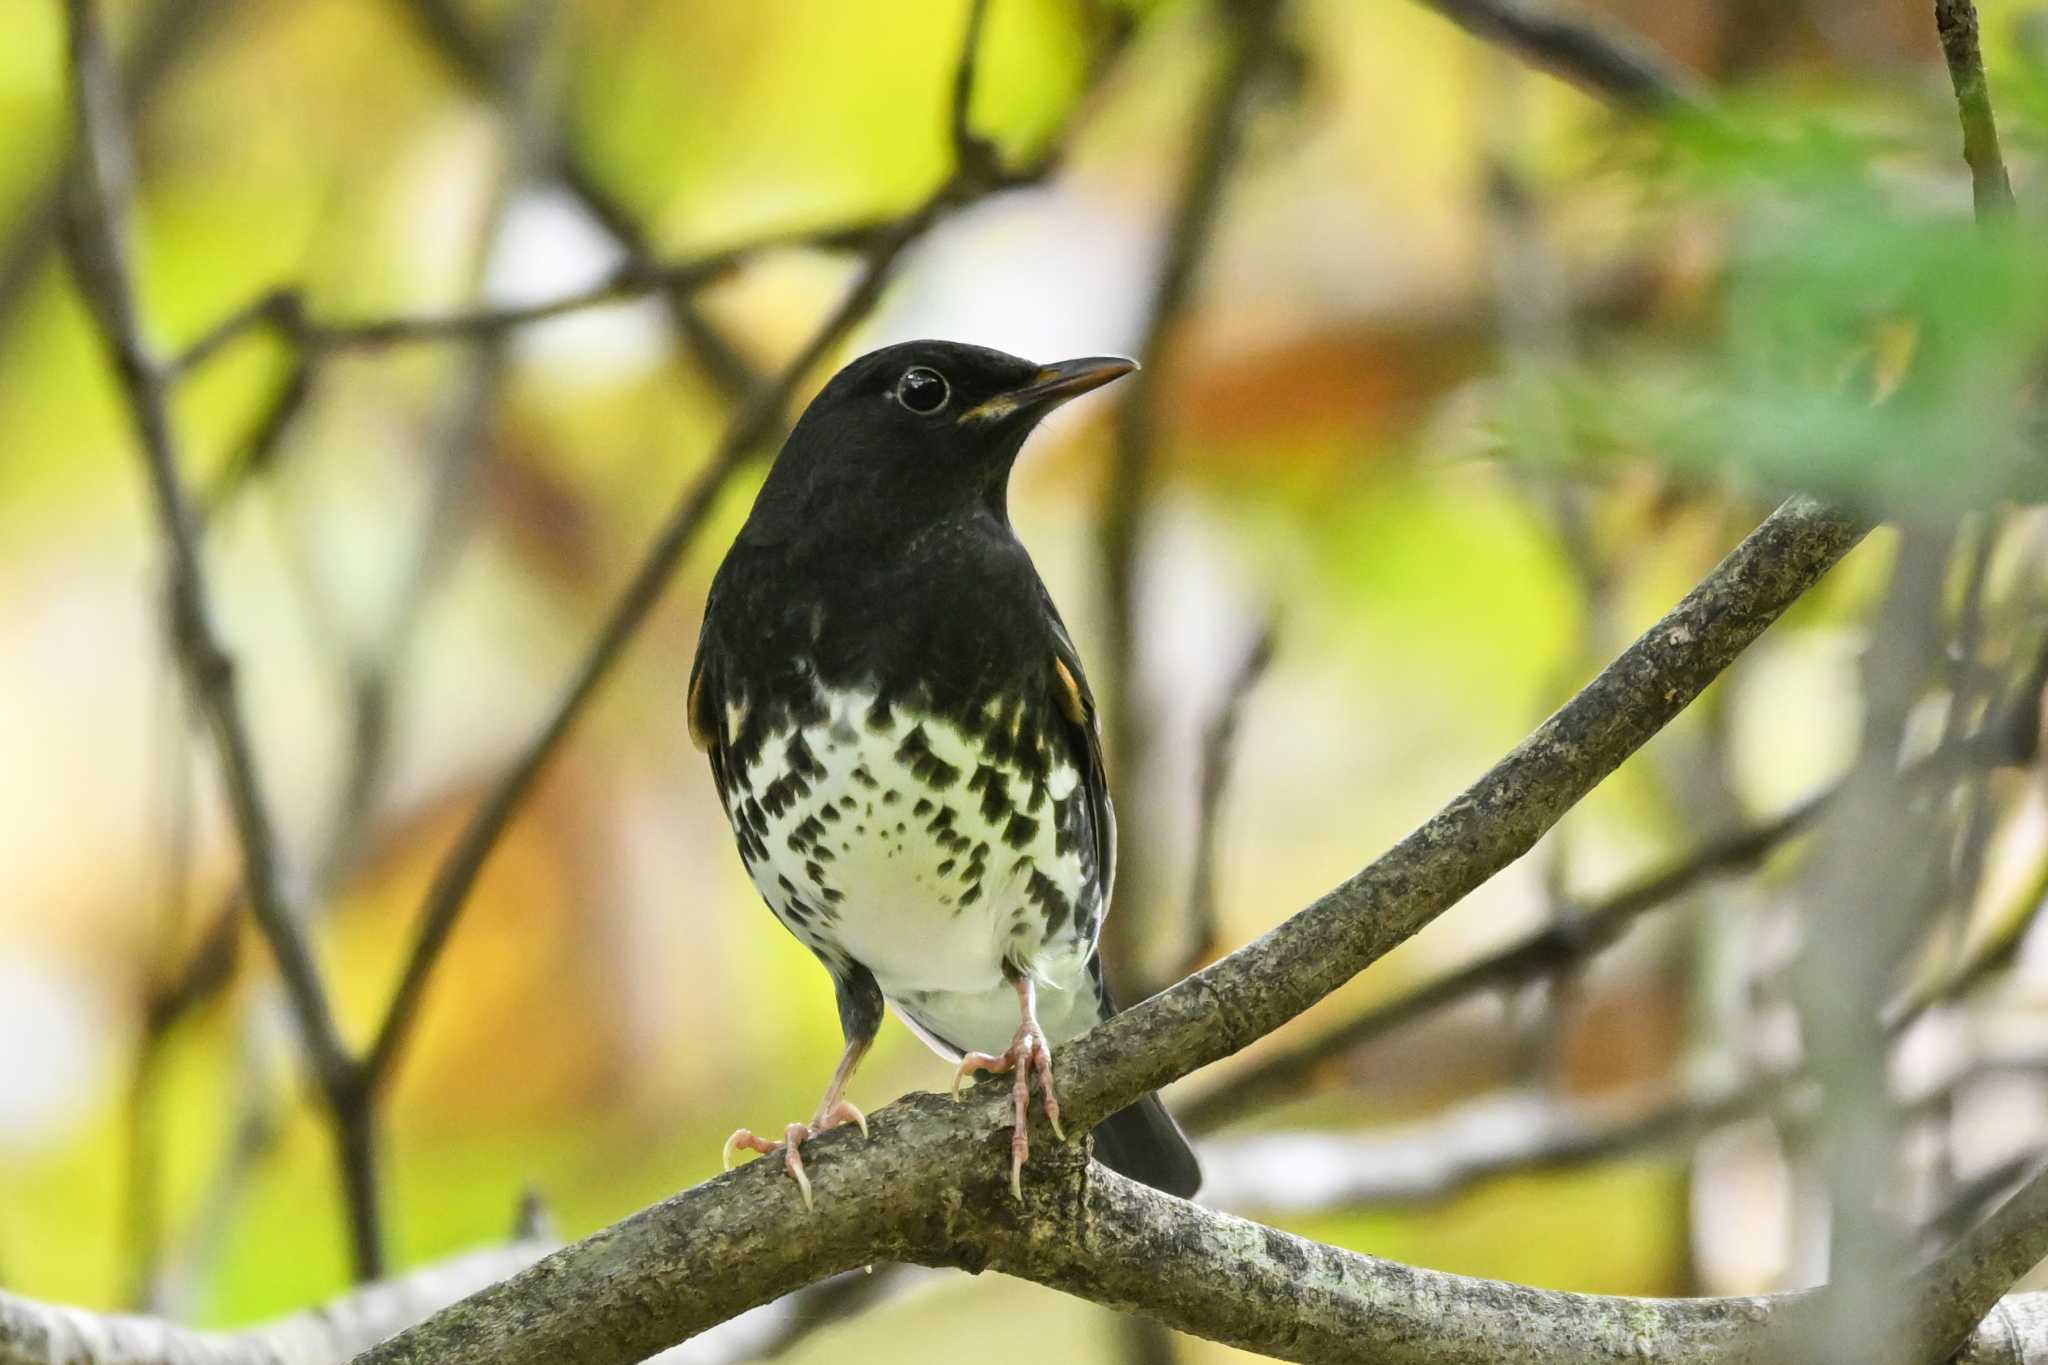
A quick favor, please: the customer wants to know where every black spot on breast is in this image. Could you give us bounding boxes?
[913,798,934,817]
[895,725,961,790]
[866,697,895,732]
[788,814,827,853]
[1003,814,1038,850]
[760,770,809,818]
[784,733,825,780]
[1053,791,1083,857]
[852,765,879,789]
[968,764,1013,825]
[936,858,956,877]
[1025,868,1073,938]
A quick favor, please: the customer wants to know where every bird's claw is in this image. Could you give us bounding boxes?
[719,1102,868,1212]
[950,1022,1064,1199]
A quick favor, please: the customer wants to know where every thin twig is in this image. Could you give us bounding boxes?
[0,1240,555,1365]
[1935,0,2017,220]
[1098,0,1289,983]
[168,227,879,377]
[950,0,996,172]
[1174,616,1278,983]
[1182,783,1833,1131]
[0,0,227,343]
[1886,846,2048,1037]
[1422,0,1702,109]
[59,0,361,1150]
[1201,1072,1805,1212]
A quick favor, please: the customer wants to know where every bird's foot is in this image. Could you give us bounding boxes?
[721,1100,868,1211]
[951,1022,1065,1199]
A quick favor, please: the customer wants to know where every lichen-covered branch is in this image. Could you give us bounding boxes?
[333,496,1873,1364]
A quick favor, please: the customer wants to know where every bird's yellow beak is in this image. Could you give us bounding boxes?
[958,356,1138,424]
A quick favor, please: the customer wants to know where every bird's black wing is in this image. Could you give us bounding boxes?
[1040,591,1202,1198]
[1035,582,1115,950]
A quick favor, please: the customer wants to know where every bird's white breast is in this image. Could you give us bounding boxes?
[725,684,1094,1000]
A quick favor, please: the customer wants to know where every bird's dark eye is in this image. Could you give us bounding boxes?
[894,366,950,415]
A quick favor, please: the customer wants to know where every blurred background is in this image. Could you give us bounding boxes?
[5,0,2048,1359]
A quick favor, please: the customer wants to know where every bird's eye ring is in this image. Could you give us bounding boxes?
[894,366,950,415]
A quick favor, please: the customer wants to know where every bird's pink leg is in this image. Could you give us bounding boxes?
[950,975,1066,1199]
[723,1034,871,1210]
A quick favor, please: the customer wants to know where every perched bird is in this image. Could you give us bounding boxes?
[689,339,1200,1204]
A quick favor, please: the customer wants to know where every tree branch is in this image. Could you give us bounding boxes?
[168,225,893,375]
[1934,0,2016,220]
[1182,780,1832,1130]
[338,496,1866,1363]
[1200,1073,1800,1212]
[1099,0,1289,979]
[1421,0,1703,109]
[1172,616,1278,985]
[58,0,377,1269]
[0,1242,551,1365]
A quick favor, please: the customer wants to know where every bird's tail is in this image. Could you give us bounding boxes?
[1076,955,1200,1196]
[1090,1090,1201,1197]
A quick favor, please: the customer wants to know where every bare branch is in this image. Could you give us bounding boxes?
[59,0,370,1264]
[1099,0,1290,977]
[169,224,898,378]
[950,0,995,173]
[1173,615,1278,983]
[1182,782,1831,1130]
[0,1241,552,1365]
[338,496,1865,1364]
[0,0,227,342]
[347,1090,2048,1365]
[1886,846,2048,1037]
[1200,1074,1800,1212]
[1935,0,2016,220]
[1421,0,1702,109]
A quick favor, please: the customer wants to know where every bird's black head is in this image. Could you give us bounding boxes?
[739,339,1135,549]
